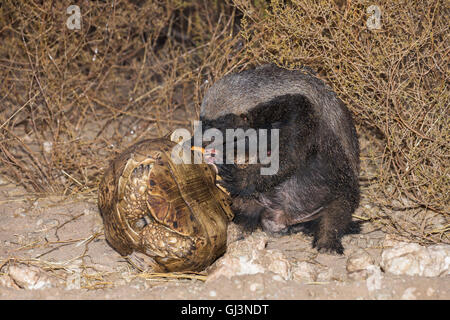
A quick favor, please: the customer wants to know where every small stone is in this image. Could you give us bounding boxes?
[249,282,264,292]
[0,175,8,185]
[401,287,417,300]
[263,250,291,280]
[292,261,317,282]
[272,274,284,282]
[0,275,20,289]
[209,290,217,297]
[346,249,375,273]
[316,267,333,282]
[2,263,55,290]
[44,219,59,228]
[366,265,383,292]
[347,249,376,280]
[348,270,369,281]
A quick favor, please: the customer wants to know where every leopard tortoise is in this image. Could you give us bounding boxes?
[98,137,233,272]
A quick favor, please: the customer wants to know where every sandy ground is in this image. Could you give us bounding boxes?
[0,176,448,300]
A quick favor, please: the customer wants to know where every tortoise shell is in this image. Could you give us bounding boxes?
[98,137,233,272]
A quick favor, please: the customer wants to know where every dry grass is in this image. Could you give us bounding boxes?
[0,0,448,243]
[0,0,248,195]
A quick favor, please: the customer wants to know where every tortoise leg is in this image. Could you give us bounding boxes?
[141,221,196,259]
[126,163,153,219]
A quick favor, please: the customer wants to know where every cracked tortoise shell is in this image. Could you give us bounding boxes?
[98,137,233,272]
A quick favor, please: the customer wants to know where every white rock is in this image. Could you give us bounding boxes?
[292,260,333,282]
[4,264,54,290]
[237,256,266,275]
[316,267,334,282]
[207,232,291,281]
[272,274,284,282]
[261,249,291,280]
[209,290,217,297]
[347,249,377,280]
[292,261,317,282]
[366,265,383,292]
[0,275,20,289]
[380,240,450,277]
[374,292,393,300]
[347,249,375,273]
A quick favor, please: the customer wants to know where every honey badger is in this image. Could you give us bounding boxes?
[198,64,360,254]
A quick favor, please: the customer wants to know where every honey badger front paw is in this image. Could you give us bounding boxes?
[216,164,256,198]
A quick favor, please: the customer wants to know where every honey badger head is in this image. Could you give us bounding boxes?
[198,64,361,254]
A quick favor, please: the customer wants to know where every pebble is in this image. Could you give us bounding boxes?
[209,290,217,297]
[365,265,383,292]
[249,282,264,292]
[401,287,417,300]
[1,263,55,290]
[292,261,317,282]
[426,287,435,297]
[346,249,376,280]
[272,274,284,282]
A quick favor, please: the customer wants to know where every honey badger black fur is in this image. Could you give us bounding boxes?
[199,64,360,254]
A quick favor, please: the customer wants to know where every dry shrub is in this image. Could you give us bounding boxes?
[0,0,247,195]
[236,0,449,242]
[0,0,448,243]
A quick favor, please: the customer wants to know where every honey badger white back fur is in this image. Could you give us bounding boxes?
[201,65,359,177]
[199,64,360,254]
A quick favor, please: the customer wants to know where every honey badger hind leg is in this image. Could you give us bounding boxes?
[259,151,360,254]
[258,196,358,254]
[304,188,360,254]
[310,165,360,254]
[310,198,352,254]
